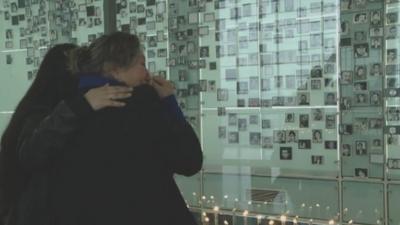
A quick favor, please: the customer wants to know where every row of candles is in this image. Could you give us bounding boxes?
[186,193,367,225]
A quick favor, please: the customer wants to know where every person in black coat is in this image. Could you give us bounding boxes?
[57,32,202,225]
[0,44,136,225]
[18,32,202,225]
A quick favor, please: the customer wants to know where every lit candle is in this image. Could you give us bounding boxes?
[256,215,263,225]
[243,210,249,225]
[213,206,219,225]
[223,195,229,207]
[280,215,287,225]
[204,216,210,225]
[348,219,353,225]
[328,219,335,225]
[293,218,298,225]
[192,192,197,205]
[268,219,274,225]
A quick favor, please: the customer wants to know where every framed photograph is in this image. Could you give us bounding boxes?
[324,92,337,105]
[342,144,351,157]
[353,12,368,24]
[198,26,209,36]
[217,88,228,101]
[387,49,398,64]
[228,132,239,144]
[370,91,382,106]
[280,147,292,160]
[297,92,310,105]
[388,158,400,169]
[354,65,367,80]
[354,43,369,58]
[355,168,368,177]
[298,140,311,149]
[355,140,367,155]
[204,13,215,22]
[311,155,323,165]
[326,114,336,129]
[370,10,382,26]
[249,132,261,146]
[285,113,295,123]
[325,141,337,150]
[262,119,271,129]
[354,31,367,42]
[299,114,309,128]
[218,126,226,139]
[274,130,286,143]
[387,12,399,25]
[238,118,247,131]
[286,130,298,143]
[262,137,273,149]
[312,129,323,143]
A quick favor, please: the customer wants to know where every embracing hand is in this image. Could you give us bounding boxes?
[84,84,133,111]
[149,76,175,98]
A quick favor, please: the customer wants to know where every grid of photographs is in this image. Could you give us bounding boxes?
[1,0,104,80]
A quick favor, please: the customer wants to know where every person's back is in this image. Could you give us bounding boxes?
[52,85,201,225]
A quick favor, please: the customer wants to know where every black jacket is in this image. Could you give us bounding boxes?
[15,85,203,225]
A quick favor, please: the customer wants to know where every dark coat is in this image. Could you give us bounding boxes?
[15,85,203,225]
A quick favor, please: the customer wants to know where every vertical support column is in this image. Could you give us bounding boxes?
[104,1,117,34]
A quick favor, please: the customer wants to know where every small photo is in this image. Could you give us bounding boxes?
[355,168,368,177]
[370,91,382,106]
[355,141,368,155]
[249,132,261,146]
[297,92,310,105]
[312,109,324,121]
[340,71,353,84]
[353,81,367,91]
[354,31,367,42]
[388,159,400,169]
[262,119,271,129]
[249,115,259,125]
[372,139,382,147]
[342,144,351,156]
[218,126,226,139]
[371,37,382,48]
[280,147,292,160]
[298,140,311,149]
[370,27,384,37]
[354,65,367,80]
[325,141,337,150]
[387,49,398,64]
[370,63,382,76]
[228,113,237,126]
[262,137,273,149]
[326,114,336,129]
[340,97,352,110]
[324,92,337,105]
[387,107,400,121]
[370,10,382,26]
[274,130,286,143]
[238,118,247,131]
[387,12,399,25]
[286,130,298,143]
[217,88,229,101]
[311,80,321,90]
[311,155,323,165]
[285,113,295,123]
[354,93,369,105]
[310,65,323,78]
[353,12,368,24]
[228,132,239,144]
[369,118,383,129]
[312,129,323,143]
[200,46,209,58]
[299,114,309,128]
[386,25,398,39]
[354,43,369,58]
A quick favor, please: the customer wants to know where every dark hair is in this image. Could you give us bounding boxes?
[69,32,141,75]
[0,43,77,218]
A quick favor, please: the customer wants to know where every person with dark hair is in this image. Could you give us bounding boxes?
[58,32,202,225]
[0,44,134,225]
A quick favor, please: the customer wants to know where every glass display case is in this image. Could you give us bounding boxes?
[1,0,400,224]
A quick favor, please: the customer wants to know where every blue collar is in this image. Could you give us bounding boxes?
[78,73,124,90]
